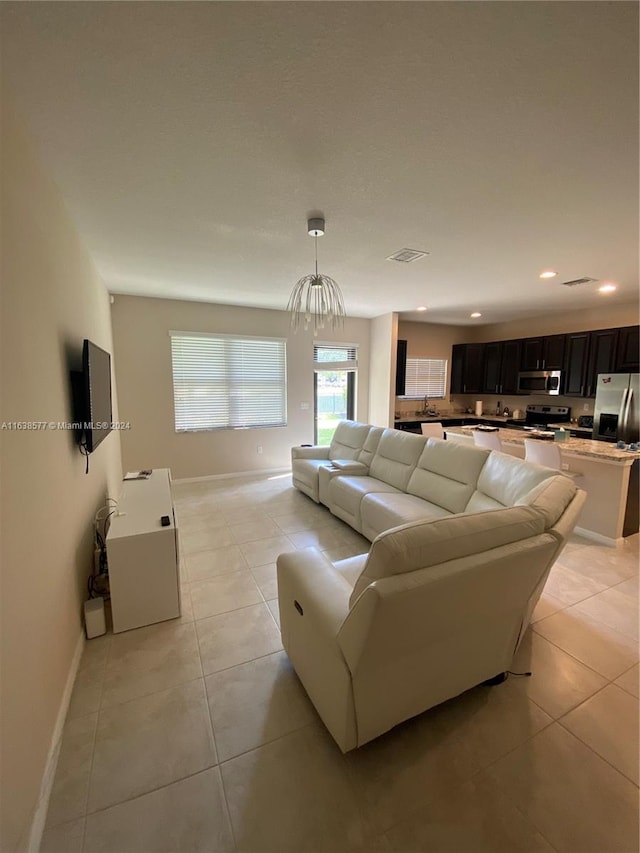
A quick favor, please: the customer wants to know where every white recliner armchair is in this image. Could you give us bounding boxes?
[277,477,586,752]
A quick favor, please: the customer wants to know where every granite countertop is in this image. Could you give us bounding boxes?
[394,414,522,424]
[444,425,640,463]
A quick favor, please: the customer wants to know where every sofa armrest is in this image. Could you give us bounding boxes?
[276,549,358,752]
[331,460,369,474]
[291,445,331,461]
[277,549,352,640]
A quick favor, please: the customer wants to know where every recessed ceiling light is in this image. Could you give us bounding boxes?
[539,270,557,279]
[416,306,427,312]
[470,312,482,318]
[598,283,617,293]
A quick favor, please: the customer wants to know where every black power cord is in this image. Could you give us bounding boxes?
[79,437,90,474]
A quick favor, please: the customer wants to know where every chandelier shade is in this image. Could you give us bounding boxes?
[287,217,346,335]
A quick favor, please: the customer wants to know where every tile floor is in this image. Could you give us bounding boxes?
[42,473,639,852]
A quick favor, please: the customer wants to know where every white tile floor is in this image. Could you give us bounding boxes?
[42,473,640,853]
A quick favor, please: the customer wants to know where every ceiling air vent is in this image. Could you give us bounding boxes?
[560,276,598,287]
[386,248,430,263]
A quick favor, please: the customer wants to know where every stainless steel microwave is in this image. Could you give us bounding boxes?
[517,370,562,395]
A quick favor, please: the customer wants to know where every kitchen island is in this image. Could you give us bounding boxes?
[444,426,639,545]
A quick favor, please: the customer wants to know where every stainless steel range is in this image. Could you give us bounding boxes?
[525,405,571,428]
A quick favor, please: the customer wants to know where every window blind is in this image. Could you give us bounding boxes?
[170,332,287,431]
[313,344,358,370]
[404,357,447,399]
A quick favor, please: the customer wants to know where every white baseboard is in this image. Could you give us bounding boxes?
[27,627,85,852]
[574,526,621,548]
[174,466,291,484]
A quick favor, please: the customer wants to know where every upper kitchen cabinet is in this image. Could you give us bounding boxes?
[395,339,408,396]
[451,343,485,394]
[520,334,565,371]
[616,326,639,373]
[483,342,502,394]
[586,328,619,396]
[564,331,590,397]
[482,339,521,394]
[500,339,522,394]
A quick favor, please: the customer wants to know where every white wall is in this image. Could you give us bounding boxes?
[464,302,639,342]
[369,313,397,427]
[396,320,471,416]
[110,295,371,479]
[0,99,123,850]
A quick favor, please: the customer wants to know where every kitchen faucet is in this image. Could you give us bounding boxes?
[422,395,429,414]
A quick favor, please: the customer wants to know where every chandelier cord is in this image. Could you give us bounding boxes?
[287,215,345,334]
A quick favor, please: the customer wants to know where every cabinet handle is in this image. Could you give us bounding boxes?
[495,384,499,393]
[463,383,467,392]
[536,359,539,369]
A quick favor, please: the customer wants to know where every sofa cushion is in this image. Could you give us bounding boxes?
[292,458,332,489]
[330,475,402,520]
[328,421,372,461]
[369,430,426,490]
[516,475,578,529]
[333,554,368,588]
[358,426,384,467]
[407,438,490,514]
[350,505,546,604]
[361,492,450,540]
[466,451,554,513]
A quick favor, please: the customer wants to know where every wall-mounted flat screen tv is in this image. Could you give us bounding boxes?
[80,339,113,452]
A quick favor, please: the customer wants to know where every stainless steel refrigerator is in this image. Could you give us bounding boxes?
[593,373,640,443]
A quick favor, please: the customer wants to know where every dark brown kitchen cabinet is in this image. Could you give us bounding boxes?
[520,334,565,371]
[564,332,590,396]
[450,344,465,394]
[450,343,485,394]
[483,342,502,393]
[500,339,522,394]
[482,339,521,394]
[395,339,407,396]
[586,328,619,396]
[616,326,639,373]
[520,338,543,371]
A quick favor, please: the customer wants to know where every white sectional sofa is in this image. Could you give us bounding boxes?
[283,421,587,751]
[292,422,565,541]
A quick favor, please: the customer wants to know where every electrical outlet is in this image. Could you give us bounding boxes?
[583,404,589,411]
[257,445,263,454]
[300,402,310,410]
[561,462,569,471]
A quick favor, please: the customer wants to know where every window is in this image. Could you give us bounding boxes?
[313,345,358,369]
[313,344,358,444]
[170,331,287,431]
[403,357,447,399]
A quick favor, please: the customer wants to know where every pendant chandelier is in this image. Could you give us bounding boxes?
[287,217,345,335]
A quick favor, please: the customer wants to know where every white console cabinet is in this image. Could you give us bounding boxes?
[107,468,181,633]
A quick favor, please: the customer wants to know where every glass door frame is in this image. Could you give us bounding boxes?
[313,369,356,445]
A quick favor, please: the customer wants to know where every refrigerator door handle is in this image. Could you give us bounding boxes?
[620,387,631,435]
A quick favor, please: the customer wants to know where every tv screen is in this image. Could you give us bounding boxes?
[82,339,112,452]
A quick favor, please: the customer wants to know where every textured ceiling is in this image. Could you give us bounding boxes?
[1,1,638,325]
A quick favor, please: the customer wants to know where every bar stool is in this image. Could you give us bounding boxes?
[473,430,503,451]
[421,422,445,439]
[524,438,583,483]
